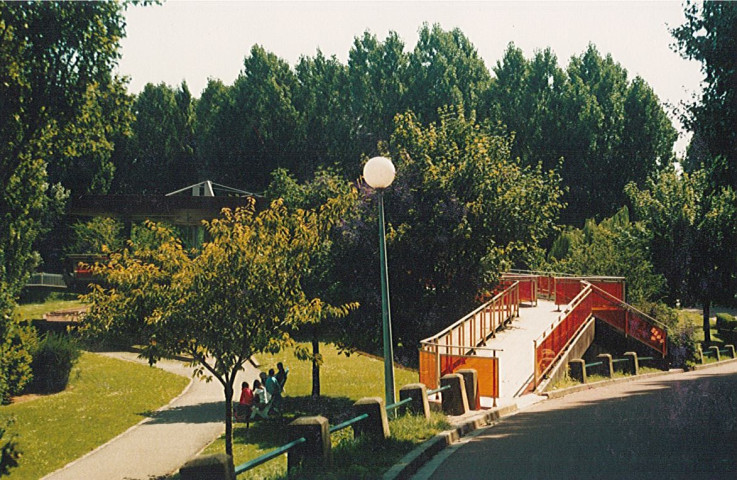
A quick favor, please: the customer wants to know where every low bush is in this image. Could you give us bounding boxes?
[28,333,81,394]
[0,321,37,404]
[636,301,697,368]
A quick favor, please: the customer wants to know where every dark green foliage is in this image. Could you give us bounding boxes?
[0,420,20,477]
[545,207,665,304]
[672,1,737,190]
[29,333,81,394]
[0,321,37,404]
[636,301,697,368]
[487,43,676,226]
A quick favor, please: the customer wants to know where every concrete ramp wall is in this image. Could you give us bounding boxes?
[538,316,596,393]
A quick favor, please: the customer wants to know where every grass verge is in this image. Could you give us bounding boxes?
[14,298,85,321]
[201,343,444,479]
[0,352,189,480]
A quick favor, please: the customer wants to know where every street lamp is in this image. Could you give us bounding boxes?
[363,156,396,407]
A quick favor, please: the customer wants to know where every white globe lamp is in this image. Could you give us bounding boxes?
[363,156,396,189]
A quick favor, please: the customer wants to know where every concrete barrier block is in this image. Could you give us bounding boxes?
[399,383,430,419]
[287,416,331,472]
[597,353,613,378]
[568,359,586,383]
[440,374,469,416]
[456,369,478,410]
[709,346,721,361]
[352,397,390,439]
[180,454,234,480]
[624,352,639,376]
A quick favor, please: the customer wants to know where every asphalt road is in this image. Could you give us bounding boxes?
[418,362,737,480]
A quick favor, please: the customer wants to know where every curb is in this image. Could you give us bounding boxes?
[692,356,737,370]
[543,368,684,399]
[382,404,518,480]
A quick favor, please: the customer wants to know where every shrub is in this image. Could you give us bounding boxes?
[29,333,81,394]
[637,301,697,368]
[0,420,20,477]
[0,321,37,404]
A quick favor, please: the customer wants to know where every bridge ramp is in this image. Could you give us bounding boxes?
[477,299,559,403]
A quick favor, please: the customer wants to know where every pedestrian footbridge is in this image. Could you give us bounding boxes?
[418,272,668,408]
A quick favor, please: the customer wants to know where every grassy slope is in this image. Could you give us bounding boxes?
[202,343,427,479]
[1,353,189,480]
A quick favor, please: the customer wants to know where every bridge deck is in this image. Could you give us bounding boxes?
[477,298,560,405]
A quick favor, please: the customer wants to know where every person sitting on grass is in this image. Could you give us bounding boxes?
[236,381,254,426]
[250,379,272,420]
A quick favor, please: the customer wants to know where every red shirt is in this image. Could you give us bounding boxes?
[239,387,254,406]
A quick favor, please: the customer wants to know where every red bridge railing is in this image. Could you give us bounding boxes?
[419,282,519,401]
[533,284,594,387]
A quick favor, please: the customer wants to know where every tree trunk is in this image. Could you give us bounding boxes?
[224,382,234,457]
[703,299,712,345]
[311,335,320,398]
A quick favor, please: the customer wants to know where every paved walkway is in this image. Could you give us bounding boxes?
[477,299,560,405]
[42,352,260,480]
[414,360,737,479]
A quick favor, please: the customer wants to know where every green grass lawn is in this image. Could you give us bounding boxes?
[14,298,85,321]
[1,352,189,480]
[201,343,447,479]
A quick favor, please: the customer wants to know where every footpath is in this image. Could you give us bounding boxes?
[42,352,260,480]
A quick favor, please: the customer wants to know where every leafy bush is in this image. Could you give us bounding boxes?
[29,334,81,394]
[0,420,20,477]
[637,301,697,368]
[0,321,37,404]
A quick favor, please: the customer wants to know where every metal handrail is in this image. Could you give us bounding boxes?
[420,281,519,343]
[533,284,592,344]
[419,342,503,353]
[585,281,668,329]
[428,384,451,395]
[234,437,307,475]
[386,398,412,412]
[329,413,369,433]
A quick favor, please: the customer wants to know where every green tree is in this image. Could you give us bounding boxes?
[347,31,410,158]
[672,0,737,189]
[406,23,492,123]
[487,44,677,226]
[113,81,196,194]
[0,1,133,404]
[627,169,737,342]
[83,199,354,456]
[545,207,665,303]
[294,51,354,175]
[265,168,359,397]
[334,108,563,358]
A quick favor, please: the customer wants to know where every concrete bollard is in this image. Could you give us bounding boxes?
[623,352,639,376]
[456,369,479,410]
[709,346,721,361]
[597,353,613,378]
[725,345,736,358]
[440,373,469,416]
[399,383,430,419]
[180,454,234,480]
[568,359,587,383]
[352,397,390,439]
[287,416,332,472]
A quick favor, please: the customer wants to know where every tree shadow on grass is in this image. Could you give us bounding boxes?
[139,400,222,425]
[232,395,356,450]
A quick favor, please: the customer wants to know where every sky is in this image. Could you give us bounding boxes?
[117,0,705,154]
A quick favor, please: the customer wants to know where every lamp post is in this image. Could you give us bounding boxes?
[363,156,396,407]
